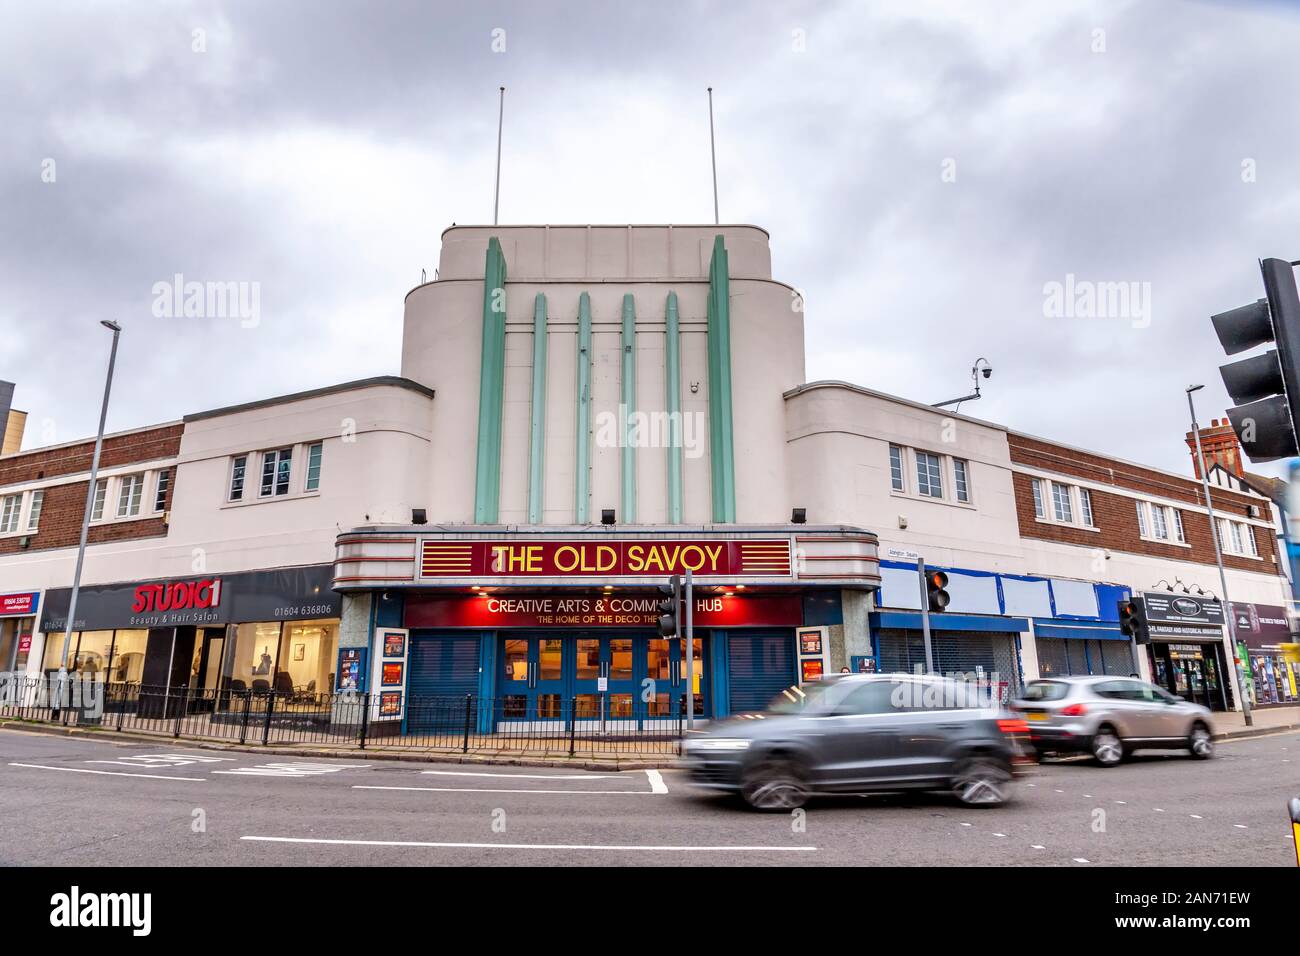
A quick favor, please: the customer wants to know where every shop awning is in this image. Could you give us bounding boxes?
[1033,620,1128,642]
[871,611,1030,634]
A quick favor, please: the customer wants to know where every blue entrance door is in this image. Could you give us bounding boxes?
[499,636,566,720]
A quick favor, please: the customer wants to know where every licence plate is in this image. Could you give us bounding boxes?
[1026,712,1049,721]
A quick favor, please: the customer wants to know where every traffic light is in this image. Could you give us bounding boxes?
[925,569,950,612]
[1212,258,1300,462]
[1118,596,1150,644]
[657,574,681,638]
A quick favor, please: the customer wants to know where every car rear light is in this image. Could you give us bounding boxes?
[1059,703,1087,717]
[997,718,1030,735]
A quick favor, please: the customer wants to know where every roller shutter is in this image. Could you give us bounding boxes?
[877,629,1022,697]
[407,632,480,729]
[728,630,795,713]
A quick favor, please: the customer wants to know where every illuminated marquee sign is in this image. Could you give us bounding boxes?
[419,539,792,579]
[405,592,804,629]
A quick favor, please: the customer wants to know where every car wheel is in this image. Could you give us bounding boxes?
[1188,721,1214,760]
[951,756,1012,807]
[1090,726,1124,767]
[740,756,809,811]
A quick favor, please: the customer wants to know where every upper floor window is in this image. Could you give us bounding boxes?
[1051,482,1073,523]
[260,448,293,497]
[1137,501,1186,546]
[953,459,970,503]
[229,455,248,501]
[90,479,107,521]
[1150,504,1169,540]
[26,490,43,531]
[154,469,171,512]
[915,451,943,498]
[1031,479,1046,519]
[1172,508,1185,544]
[0,494,20,534]
[1216,518,1259,556]
[889,445,904,492]
[1079,488,1094,527]
[1135,499,1148,537]
[116,473,144,518]
[305,442,323,492]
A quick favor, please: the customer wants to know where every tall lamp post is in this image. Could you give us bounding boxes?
[55,320,121,713]
[1186,384,1253,727]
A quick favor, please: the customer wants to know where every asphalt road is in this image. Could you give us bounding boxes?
[1,728,1296,866]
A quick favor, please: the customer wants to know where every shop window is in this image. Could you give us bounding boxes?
[0,494,19,533]
[26,489,43,530]
[42,631,75,672]
[260,448,293,498]
[107,630,148,684]
[74,631,115,680]
[228,622,284,691]
[305,442,323,492]
[116,474,144,518]
[279,621,339,696]
[229,455,248,501]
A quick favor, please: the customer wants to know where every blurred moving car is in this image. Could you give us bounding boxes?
[680,673,1035,810]
[1010,676,1214,766]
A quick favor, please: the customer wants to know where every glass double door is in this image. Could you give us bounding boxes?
[499,632,705,725]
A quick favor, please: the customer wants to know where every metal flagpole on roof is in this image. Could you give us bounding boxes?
[493,87,505,226]
[707,88,719,225]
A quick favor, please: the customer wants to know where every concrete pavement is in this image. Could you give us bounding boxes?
[2,724,1296,866]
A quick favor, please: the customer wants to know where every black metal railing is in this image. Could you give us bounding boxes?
[0,675,686,756]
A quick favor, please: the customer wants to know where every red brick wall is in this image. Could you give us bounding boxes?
[0,424,180,556]
[1009,434,1279,574]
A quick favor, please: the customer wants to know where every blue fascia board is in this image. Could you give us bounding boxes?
[870,611,1030,634]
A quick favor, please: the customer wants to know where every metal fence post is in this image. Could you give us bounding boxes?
[116,685,126,732]
[569,696,577,756]
[173,684,190,738]
[358,693,370,750]
[462,694,472,753]
[261,691,275,746]
[239,690,252,745]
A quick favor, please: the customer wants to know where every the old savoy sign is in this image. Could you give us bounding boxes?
[419,539,792,578]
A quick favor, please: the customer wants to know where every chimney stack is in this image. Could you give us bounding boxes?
[1186,416,1243,480]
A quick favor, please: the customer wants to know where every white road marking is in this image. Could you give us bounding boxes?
[645,769,668,794]
[419,770,611,780]
[1030,844,1045,850]
[353,785,656,795]
[1083,794,1092,798]
[960,822,973,827]
[8,762,202,782]
[241,835,817,852]
[89,754,236,768]
[1054,789,1064,793]
[1073,858,1090,863]
[1190,814,1203,819]
[213,763,369,777]
[1114,800,1127,805]
[993,832,1006,838]
[1233,824,1248,829]
[1153,808,1165,812]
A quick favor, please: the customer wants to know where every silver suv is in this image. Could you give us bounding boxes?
[1011,676,1214,766]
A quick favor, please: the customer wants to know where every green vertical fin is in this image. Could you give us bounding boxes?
[575,292,593,523]
[621,292,637,523]
[665,291,683,523]
[527,292,548,524]
[473,237,507,523]
[707,235,736,522]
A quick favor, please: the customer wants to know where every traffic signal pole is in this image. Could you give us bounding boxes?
[685,569,695,730]
[1188,387,1254,726]
[917,558,936,674]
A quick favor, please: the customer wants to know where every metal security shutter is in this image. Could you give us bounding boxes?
[1067,640,1089,676]
[877,629,1021,694]
[1097,641,1135,676]
[728,630,795,713]
[407,633,479,700]
[1035,637,1069,678]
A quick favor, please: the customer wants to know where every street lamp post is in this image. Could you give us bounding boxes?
[55,320,121,715]
[1186,384,1253,727]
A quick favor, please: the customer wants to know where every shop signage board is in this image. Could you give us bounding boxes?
[405,593,803,629]
[1140,591,1225,639]
[1229,602,1292,650]
[337,647,367,693]
[418,538,792,580]
[0,592,38,617]
[39,565,341,632]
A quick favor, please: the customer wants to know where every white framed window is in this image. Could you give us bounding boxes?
[1150,505,1169,540]
[260,447,293,498]
[1172,509,1185,544]
[916,451,943,498]
[953,459,970,503]
[90,479,107,521]
[889,445,904,492]
[26,490,43,531]
[1136,500,1148,537]
[229,455,248,501]
[1079,487,1094,527]
[305,442,323,492]
[154,469,171,512]
[1051,482,1073,522]
[1031,478,1045,519]
[0,494,20,534]
[116,473,144,518]
[1229,521,1244,554]
[1245,525,1259,557]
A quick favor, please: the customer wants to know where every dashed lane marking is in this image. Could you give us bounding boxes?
[419,770,611,779]
[1030,845,1045,850]
[646,769,668,794]
[241,835,817,853]
[8,762,202,782]
[353,785,658,795]
[1073,858,1090,864]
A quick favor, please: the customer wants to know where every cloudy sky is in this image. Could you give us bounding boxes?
[4,0,1300,478]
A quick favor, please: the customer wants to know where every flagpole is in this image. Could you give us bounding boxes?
[707,87,719,225]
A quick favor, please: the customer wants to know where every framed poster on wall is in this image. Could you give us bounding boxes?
[371,627,410,722]
[795,625,830,684]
